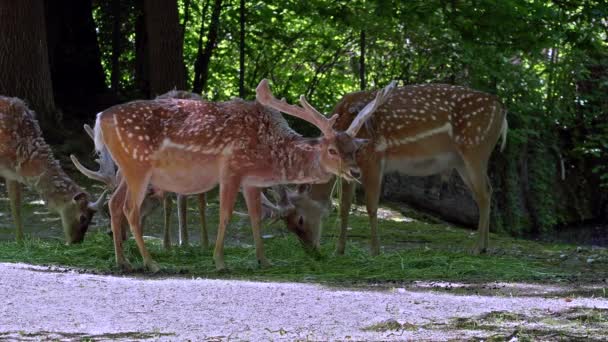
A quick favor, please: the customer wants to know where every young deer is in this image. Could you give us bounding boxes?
[0,96,105,243]
[93,79,394,272]
[275,84,508,255]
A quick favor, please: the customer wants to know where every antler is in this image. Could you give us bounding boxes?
[256,79,339,137]
[70,124,117,188]
[87,189,109,211]
[345,80,398,136]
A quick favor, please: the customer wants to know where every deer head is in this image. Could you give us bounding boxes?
[255,79,397,182]
[60,190,106,243]
[262,184,328,249]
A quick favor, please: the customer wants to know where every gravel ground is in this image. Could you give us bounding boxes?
[1,262,608,341]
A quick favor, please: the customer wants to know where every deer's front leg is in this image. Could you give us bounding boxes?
[123,173,159,273]
[213,178,240,271]
[7,180,24,241]
[177,194,189,246]
[162,194,172,250]
[361,158,384,256]
[336,180,355,255]
[197,193,209,250]
[243,186,270,268]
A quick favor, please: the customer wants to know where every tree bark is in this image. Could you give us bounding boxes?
[0,0,56,127]
[45,0,106,110]
[135,0,150,97]
[144,0,187,96]
[193,0,222,93]
[239,0,246,98]
[360,30,366,91]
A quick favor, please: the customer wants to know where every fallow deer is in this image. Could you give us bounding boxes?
[93,79,395,272]
[71,124,286,248]
[0,96,105,243]
[275,83,508,255]
[72,90,207,249]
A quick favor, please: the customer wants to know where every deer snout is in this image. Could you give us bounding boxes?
[349,167,361,179]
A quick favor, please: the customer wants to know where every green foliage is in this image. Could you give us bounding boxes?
[89,0,608,234]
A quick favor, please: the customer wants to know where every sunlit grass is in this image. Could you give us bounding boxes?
[1,203,607,285]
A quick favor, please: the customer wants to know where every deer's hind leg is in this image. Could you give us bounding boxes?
[213,177,240,271]
[243,186,270,267]
[109,180,131,271]
[122,172,159,272]
[198,193,209,250]
[456,154,491,254]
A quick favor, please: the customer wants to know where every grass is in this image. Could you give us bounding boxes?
[1,198,608,286]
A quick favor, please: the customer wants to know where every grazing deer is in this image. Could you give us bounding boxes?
[0,96,105,243]
[274,84,508,255]
[93,79,395,272]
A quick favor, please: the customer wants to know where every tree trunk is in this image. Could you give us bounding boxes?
[359,30,366,91]
[239,0,246,98]
[144,0,187,96]
[135,0,150,97]
[45,0,106,111]
[193,0,222,93]
[0,0,56,127]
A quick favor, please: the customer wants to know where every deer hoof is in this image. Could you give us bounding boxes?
[145,260,161,273]
[472,246,488,255]
[117,260,133,273]
[215,260,227,272]
[258,258,272,268]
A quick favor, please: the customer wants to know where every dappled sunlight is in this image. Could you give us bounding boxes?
[330,198,416,223]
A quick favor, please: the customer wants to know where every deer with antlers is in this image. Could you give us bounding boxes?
[93,79,395,271]
[71,124,284,249]
[0,96,105,243]
[274,83,508,255]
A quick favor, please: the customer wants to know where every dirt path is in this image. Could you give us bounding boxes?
[1,262,607,341]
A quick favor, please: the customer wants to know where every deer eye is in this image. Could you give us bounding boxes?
[328,148,338,156]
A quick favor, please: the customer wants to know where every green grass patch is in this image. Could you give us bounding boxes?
[1,203,607,285]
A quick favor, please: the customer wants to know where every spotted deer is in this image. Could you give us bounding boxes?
[71,124,284,248]
[0,96,105,243]
[274,83,508,255]
[93,79,395,271]
[72,90,207,249]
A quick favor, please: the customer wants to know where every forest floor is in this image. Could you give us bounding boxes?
[2,261,608,341]
[2,182,608,340]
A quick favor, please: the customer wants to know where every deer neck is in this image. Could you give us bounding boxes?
[20,155,83,211]
[274,138,333,184]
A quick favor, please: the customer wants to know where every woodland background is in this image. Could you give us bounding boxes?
[0,0,606,239]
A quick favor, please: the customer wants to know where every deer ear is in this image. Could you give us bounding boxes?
[72,192,87,203]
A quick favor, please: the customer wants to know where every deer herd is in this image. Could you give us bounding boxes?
[1,78,507,272]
